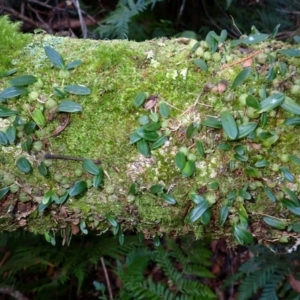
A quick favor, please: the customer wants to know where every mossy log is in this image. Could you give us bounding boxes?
[1,17,300,244]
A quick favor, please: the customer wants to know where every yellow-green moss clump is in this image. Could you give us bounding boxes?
[1,16,300,244]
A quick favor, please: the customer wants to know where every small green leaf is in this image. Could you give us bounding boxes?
[52,87,66,98]
[200,209,211,225]
[194,59,208,71]
[161,193,176,205]
[280,166,294,182]
[16,157,32,173]
[21,137,33,152]
[143,121,161,132]
[267,66,276,82]
[24,122,36,134]
[220,111,238,140]
[219,206,229,226]
[190,41,200,53]
[263,187,276,203]
[233,224,253,244]
[83,159,100,175]
[149,113,159,122]
[44,46,65,69]
[218,143,230,151]
[159,102,170,118]
[190,194,205,204]
[138,115,150,125]
[284,118,300,126]
[0,69,17,77]
[153,235,160,247]
[281,186,299,205]
[181,160,195,177]
[6,126,16,144]
[282,198,300,216]
[234,145,244,155]
[65,60,82,70]
[150,184,163,194]
[106,215,118,227]
[151,136,168,149]
[136,128,159,141]
[130,131,142,144]
[64,85,90,95]
[201,117,222,129]
[57,100,82,113]
[175,151,186,170]
[42,190,54,204]
[246,95,260,109]
[0,106,18,117]
[0,187,9,200]
[68,180,87,196]
[272,24,280,38]
[254,159,269,168]
[137,139,150,156]
[278,49,300,57]
[281,96,300,115]
[189,200,210,222]
[258,93,284,113]
[186,122,199,139]
[134,92,147,107]
[10,75,37,86]
[79,220,88,234]
[93,173,103,188]
[290,155,300,165]
[0,86,27,99]
[129,183,137,195]
[118,231,125,245]
[38,162,48,176]
[294,36,300,44]
[32,109,46,126]
[231,68,251,89]
[242,33,269,45]
[196,140,205,157]
[245,166,261,178]
[234,153,248,162]
[263,216,286,230]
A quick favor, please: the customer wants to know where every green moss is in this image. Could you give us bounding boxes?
[0,16,31,72]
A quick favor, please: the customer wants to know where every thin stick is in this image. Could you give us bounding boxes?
[220,50,263,70]
[100,257,113,300]
[44,153,101,164]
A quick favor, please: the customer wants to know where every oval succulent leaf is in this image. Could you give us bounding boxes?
[219,206,229,226]
[150,184,163,194]
[10,75,37,86]
[32,109,46,126]
[263,187,276,203]
[68,180,87,197]
[57,100,82,113]
[186,122,198,139]
[263,216,286,230]
[38,162,48,176]
[0,106,18,117]
[134,92,147,107]
[0,187,9,200]
[143,121,161,132]
[17,157,32,173]
[6,125,16,144]
[246,95,260,109]
[82,159,100,175]
[151,136,168,149]
[44,46,65,69]
[189,200,210,223]
[0,86,27,99]
[242,33,269,45]
[281,198,300,216]
[181,160,195,177]
[201,117,222,129]
[278,49,300,57]
[159,102,170,118]
[194,59,208,71]
[64,85,90,95]
[79,220,88,234]
[93,173,103,188]
[0,69,17,77]
[161,193,176,205]
[245,166,261,178]
[196,140,205,157]
[281,96,300,115]
[280,166,294,182]
[220,111,238,140]
[290,155,300,165]
[136,128,159,141]
[137,139,150,156]
[284,118,300,126]
[233,225,253,244]
[231,67,251,89]
[106,215,118,227]
[175,151,186,170]
[65,60,82,70]
[258,93,284,113]
[0,131,8,145]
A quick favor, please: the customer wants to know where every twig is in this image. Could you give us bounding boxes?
[44,153,101,164]
[220,49,263,70]
[73,0,87,38]
[100,257,113,300]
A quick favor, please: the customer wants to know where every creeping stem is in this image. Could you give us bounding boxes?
[44,153,101,164]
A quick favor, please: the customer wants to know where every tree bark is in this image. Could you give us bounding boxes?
[0,17,300,245]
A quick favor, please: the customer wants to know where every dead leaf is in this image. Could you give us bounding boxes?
[71,223,80,235]
[288,274,300,293]
[144,95,158,110]
[243,58,253,68]
[44,113,70,139]
[218,80,228,93]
